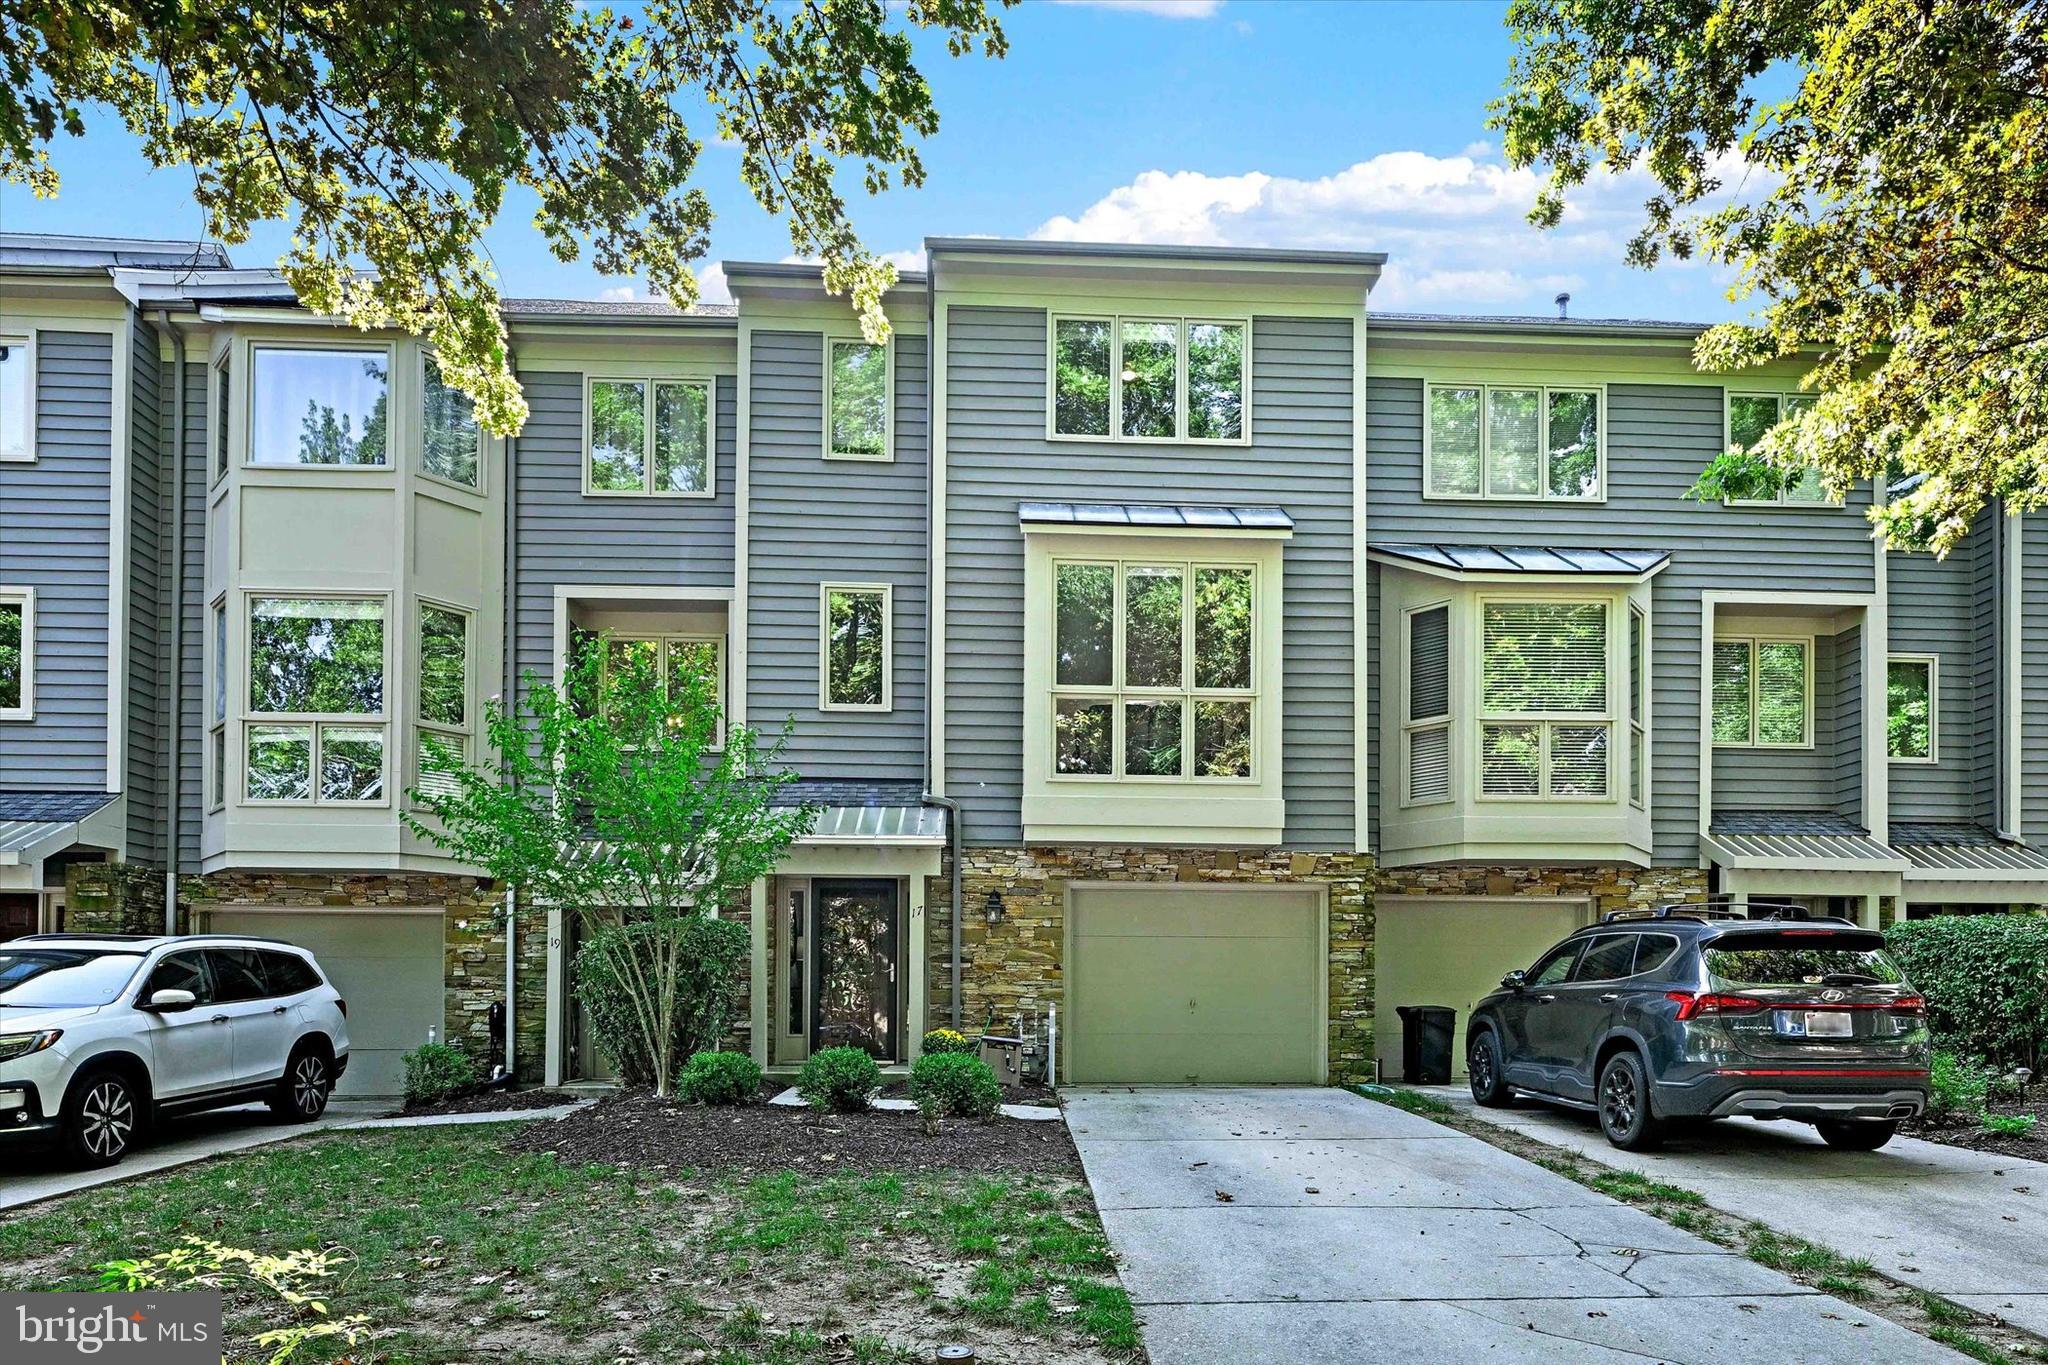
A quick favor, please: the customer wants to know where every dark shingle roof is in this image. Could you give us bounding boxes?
[499,297,737,320]
[772,779,929,809]
[0,791,118,822]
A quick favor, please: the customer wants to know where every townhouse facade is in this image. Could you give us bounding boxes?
[3,231,2045,1096]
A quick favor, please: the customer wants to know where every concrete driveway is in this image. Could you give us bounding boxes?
[1436,1088,2048,1339]
[1064,1086,1966,1364]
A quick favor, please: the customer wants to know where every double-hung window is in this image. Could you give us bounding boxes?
[0,587,32,719]
[1628,604,1648,807]
[1426,383,1603,500]
[1712,637,1811,747]
[1403,604,1452,804]
[1478,600,1610,798]
[585,377,712,495]
[821,585,890,711]
[1051,559,1256,781]
[416,604,471,796]
[1050,316,1247,443]
[1886,654,1936,763]
[248,346,391,466]
[245,596,386,803]
[0,333,33,461]
[212,352,231,480]
[208,598,227,808]
[825,339,891,460]
[1725,393,1826,504]
[422,354,482,488]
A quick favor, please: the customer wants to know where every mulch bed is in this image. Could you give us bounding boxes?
[504,1088,1084,1177]
[1901,1093,2048,1162]
[878,1078,1062,1108]
[399,1086,585,1118]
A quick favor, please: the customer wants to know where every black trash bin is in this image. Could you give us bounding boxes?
[1395,1005,1456,1085]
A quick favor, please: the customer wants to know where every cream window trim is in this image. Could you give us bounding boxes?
[580,373,717,499]
[1421,381,1607,503]
[822,336,894,462]
[244,340,398,471]
[1400,600,1454,808]
[1473,594,1615,804]
[818,582,893,713]
[1712,634,1816,749]
[1886,652,1939,765]
[0,332,36,462]
[1045,313,1252,446]
[1724,391,1834,506]
[240,592,391,808]
[0,586,34,720]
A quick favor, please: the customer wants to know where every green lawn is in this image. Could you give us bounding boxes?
[0,1126,1140,1364]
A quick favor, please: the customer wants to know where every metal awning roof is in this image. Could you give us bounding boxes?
[771,780,948,846]
[1704,813,1907,873]
[0,793,124,891]
[1890,824,2048,879]
[1019,502,1294,534]
[1369,544,1669,580]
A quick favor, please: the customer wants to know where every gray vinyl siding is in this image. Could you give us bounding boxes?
[942,308,1355,849]
[745,331,927,779]
[1832,624,1862,822]
[1888,528,1994,822]
[1365,378,1878,865]
[171,355,207,866]
[2024,513,2048,846]
[1968,523,1999,829]
[0,331,113,791]
[124,320,164,862]
[509,371,738,707]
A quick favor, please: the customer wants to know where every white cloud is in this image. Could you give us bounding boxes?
[694,263,730,306]
[1029,149,1754,314]
[1048,0,1223,18]
[595,284,641,303]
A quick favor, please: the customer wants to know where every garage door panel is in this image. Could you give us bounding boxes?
[207,910,443,1099]
[1068,887,1322,1084]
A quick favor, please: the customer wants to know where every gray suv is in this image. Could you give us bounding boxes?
[1466,905,1931,1151]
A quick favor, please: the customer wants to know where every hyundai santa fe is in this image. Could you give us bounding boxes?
[0,933,350,1167]
[1466,906,1930,1151]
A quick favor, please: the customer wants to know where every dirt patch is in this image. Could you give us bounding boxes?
[1901,1093,2048,1162]
[506,1089,1084,1177]
[396,1086,585,1117]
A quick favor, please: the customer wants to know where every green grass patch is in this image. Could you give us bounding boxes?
[1580,1167,1706,1208]
[1360,1085,1456,1117]
[1743,1227,1875,1283]
[1931,1325,2021,1365]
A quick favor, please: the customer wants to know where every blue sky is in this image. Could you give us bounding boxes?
[0,0,1751,322]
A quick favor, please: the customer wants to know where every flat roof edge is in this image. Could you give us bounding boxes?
[926,237,1388,269]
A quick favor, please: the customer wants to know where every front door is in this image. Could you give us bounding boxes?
[810,879,901,1061]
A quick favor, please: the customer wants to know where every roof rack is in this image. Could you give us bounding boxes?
[1599,898,1837,926]
[8,932,161,943]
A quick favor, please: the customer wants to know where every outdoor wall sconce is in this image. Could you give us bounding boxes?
[984,889,1005,924]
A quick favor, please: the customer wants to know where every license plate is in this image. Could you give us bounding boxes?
[1803,1011,1854,1038]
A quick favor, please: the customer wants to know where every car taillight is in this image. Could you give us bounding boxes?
[1665,991,1767,1021]
[1889,995,1925,1015]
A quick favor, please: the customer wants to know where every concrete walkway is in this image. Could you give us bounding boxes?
[1064,1086,1966,1364]
[1432,1086,2048,1339]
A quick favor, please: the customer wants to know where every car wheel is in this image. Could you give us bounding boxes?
[1597,1051,1663,1151]
[1815,1119,1897,1151]
[1467,1030,1514,1108]
[269,1042,334,1122]
[63,1068,142,1168]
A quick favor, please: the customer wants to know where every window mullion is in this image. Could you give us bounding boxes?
[643,383,658,494]
[1176,320,1189,441]
[1109,318,1123,443]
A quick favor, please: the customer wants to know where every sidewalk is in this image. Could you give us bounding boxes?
[1432,1087,2048,1338]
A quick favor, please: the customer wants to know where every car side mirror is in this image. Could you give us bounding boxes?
[1500,970,1527,992]
[143,988,197,1013]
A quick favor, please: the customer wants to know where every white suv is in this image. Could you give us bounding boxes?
[0,933,351,1167]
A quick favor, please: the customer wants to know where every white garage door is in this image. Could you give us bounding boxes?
[1375,896,1592,1080]
[206,909,444,1098]
[1066,884,1324,1084]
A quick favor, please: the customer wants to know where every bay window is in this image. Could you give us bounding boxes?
[1479,600,1610,799]
[826,339,891,460]
[245,596,386,803]
[586,376,712,495]
[416,603,470,796]
[1712,636,1811,747]
[248,346,391,467]
[1050,315,1247,443]
[422,354,482,488]
[1051,558,1256,780]
[1886,654,1936,763]
[1629,604,1648,807]
[1425,383,1602,500]
[1403,603,1452,804]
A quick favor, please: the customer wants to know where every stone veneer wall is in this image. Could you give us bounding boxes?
[64,863,167,934]
[924,846,1376,1083]
[1373,863,1710,913]
[182,871,546,1081]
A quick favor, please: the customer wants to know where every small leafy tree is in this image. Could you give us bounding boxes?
[98,1240,370,1363]
[405,636,815,1097]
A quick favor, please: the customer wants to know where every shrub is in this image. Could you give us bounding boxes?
[797,1046,880,1112]
[1886,915,2048,1070]
[908,1052,1003,1120]
[402,1043,478,1106]
[1982,1113,2038,1138]
[573,917,750,1088]
[1925,1050,1991,1124]
[676,1050,763,1106]
[921,1027,978,1056]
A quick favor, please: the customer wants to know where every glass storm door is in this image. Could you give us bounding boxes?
[810,879,901,1061]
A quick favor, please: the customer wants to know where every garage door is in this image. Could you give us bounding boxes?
[1067,885,1323,1084]
[206,909,444,1098]
[1375,897,1591,1080]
